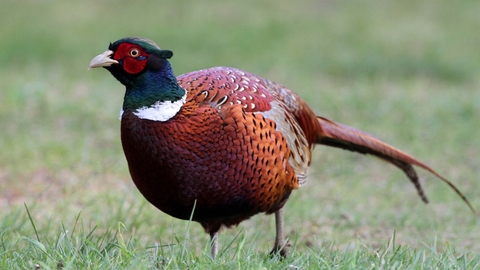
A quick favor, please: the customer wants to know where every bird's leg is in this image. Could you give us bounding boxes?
[270,208,289,257]
[210,231,218,259]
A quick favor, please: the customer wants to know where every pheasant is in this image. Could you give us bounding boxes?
[89,37,473,258]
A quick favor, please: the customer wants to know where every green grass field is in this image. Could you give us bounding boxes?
[1,0,480,268]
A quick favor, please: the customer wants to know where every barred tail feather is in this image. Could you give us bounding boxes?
[316,116,474,213]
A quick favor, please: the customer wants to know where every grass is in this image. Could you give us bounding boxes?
[4,217,480,269]
[1,0,480,268]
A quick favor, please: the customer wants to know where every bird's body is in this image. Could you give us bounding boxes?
[89,37,473,258]
[121,66,318,234]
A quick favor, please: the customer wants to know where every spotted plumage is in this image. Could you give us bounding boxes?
[89,37,473,258]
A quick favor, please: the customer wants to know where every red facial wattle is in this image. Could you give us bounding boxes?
[114,43,149,74]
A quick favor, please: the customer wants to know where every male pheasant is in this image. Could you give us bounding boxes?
[89,37,473,258]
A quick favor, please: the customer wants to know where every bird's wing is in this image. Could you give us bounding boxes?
[177,67,313,186]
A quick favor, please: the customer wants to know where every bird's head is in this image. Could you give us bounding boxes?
[89,37,173,87]
[89,37,185,113]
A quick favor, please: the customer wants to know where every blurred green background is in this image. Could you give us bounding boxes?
[1,0,479,260]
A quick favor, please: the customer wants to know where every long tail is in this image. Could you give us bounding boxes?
[315,116,474,213]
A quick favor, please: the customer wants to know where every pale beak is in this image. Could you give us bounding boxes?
[88,50,119,69]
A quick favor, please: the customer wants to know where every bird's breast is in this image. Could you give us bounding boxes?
[119,106,298,222]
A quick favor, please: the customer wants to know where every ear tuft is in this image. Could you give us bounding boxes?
[159,50,173,59]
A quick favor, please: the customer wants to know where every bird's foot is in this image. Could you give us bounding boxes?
[269,242,291,258]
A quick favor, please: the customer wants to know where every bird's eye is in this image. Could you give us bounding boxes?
[129,48,140,57]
